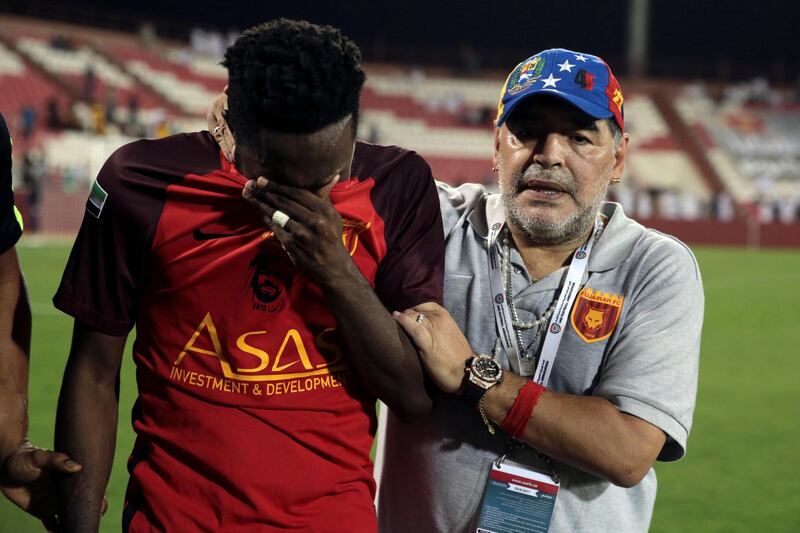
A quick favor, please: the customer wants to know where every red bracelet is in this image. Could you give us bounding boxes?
[500,381,545,438]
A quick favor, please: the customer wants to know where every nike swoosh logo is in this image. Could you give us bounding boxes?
[193,228,248,241]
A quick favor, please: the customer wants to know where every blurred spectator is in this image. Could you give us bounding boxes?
[21,152,45,232]
[777,196,798,224]
[637,190,653,219]
[409,68,426,88]
[657,189,680,219]
[49,35,74,51]
[139,22,158,49]
[723,77,783,108]
[758,199,776,223]
[155,120,171,139]
[367,124,380,144]
[479,106,494,126]
[72,101,94,131]
[104,89,118,126]
[190,28,206,55]
[461,106,484,126]
[61,165,85,193]
[443,92,463,115]
[712,191,735,221]
[679,191,703,220]
[91,103,107,135]
[46,98,61,129]
[61,101,80,131]
[613,183,637,216]
[125,94,141,136]
[83,65,97,102]
[190,28,226,58]
[20,106,37,140]
[754,172,775,196]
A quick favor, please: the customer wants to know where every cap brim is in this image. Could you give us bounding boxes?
[498,89,613,127]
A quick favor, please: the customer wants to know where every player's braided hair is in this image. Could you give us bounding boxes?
[223,18,365,143]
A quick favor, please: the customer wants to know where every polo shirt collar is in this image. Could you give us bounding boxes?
[590,202,642,272]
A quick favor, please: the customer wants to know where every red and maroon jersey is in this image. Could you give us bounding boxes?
[54,132,443,532]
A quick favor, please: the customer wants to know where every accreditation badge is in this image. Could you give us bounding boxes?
[475,460,559,533]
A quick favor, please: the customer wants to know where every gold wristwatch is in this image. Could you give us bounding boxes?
[462,355,503,435]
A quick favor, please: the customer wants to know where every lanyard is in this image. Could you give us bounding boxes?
[486,208,601,387]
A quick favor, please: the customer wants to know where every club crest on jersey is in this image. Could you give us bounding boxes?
[250,218,368,314]
[248,255,294,313]
[507,56,546,95]
[570,288,624,343]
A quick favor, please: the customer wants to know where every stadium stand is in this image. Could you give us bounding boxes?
[1,14,798,246]
[104,42,224,115]
[0,40,67,129]
[676,82,800,217]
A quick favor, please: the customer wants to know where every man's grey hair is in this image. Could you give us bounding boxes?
[607,118,623,151]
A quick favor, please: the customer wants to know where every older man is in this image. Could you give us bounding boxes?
[378,48,703,533]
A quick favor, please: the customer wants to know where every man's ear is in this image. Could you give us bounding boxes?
[492,123,501,170]
[612,132,630,180]
[207,91,236,162]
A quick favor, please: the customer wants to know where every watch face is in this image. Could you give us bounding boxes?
[472,356,502,383]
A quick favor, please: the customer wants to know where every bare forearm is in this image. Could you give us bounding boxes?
[320,263,432,419]
[0,252,30,460]
[0,362,27,460]
[395,303,666,486]
[483,374,664,487]
[55,361,118,533]
[55,323,125,532]
[12,275,31,356]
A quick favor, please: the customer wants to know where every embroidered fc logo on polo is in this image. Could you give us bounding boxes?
[570,288,624,343]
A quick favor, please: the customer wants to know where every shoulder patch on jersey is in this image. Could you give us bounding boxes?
[87,179,108,218]
[570,288,624,344]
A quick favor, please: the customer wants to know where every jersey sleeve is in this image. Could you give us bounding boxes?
[594,238,704,461]
[53,142,157,336]
[374,153,444,311]
[0,113,23,254]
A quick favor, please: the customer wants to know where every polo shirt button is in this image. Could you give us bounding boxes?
[514,267,522,274]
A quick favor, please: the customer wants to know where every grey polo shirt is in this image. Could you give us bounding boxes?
[377,182,703,533]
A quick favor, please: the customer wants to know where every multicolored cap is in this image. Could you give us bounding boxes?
[496,48,624,131]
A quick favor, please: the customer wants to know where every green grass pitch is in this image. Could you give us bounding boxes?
[1,242,798,532]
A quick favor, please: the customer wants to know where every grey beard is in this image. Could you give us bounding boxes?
[501,169,607,246]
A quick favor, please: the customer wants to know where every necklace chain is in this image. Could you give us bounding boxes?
[501,229,557,360]
[498,217,606,361]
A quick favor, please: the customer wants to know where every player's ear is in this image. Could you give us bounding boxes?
[221,110,237,162]
[222,110,232,132]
